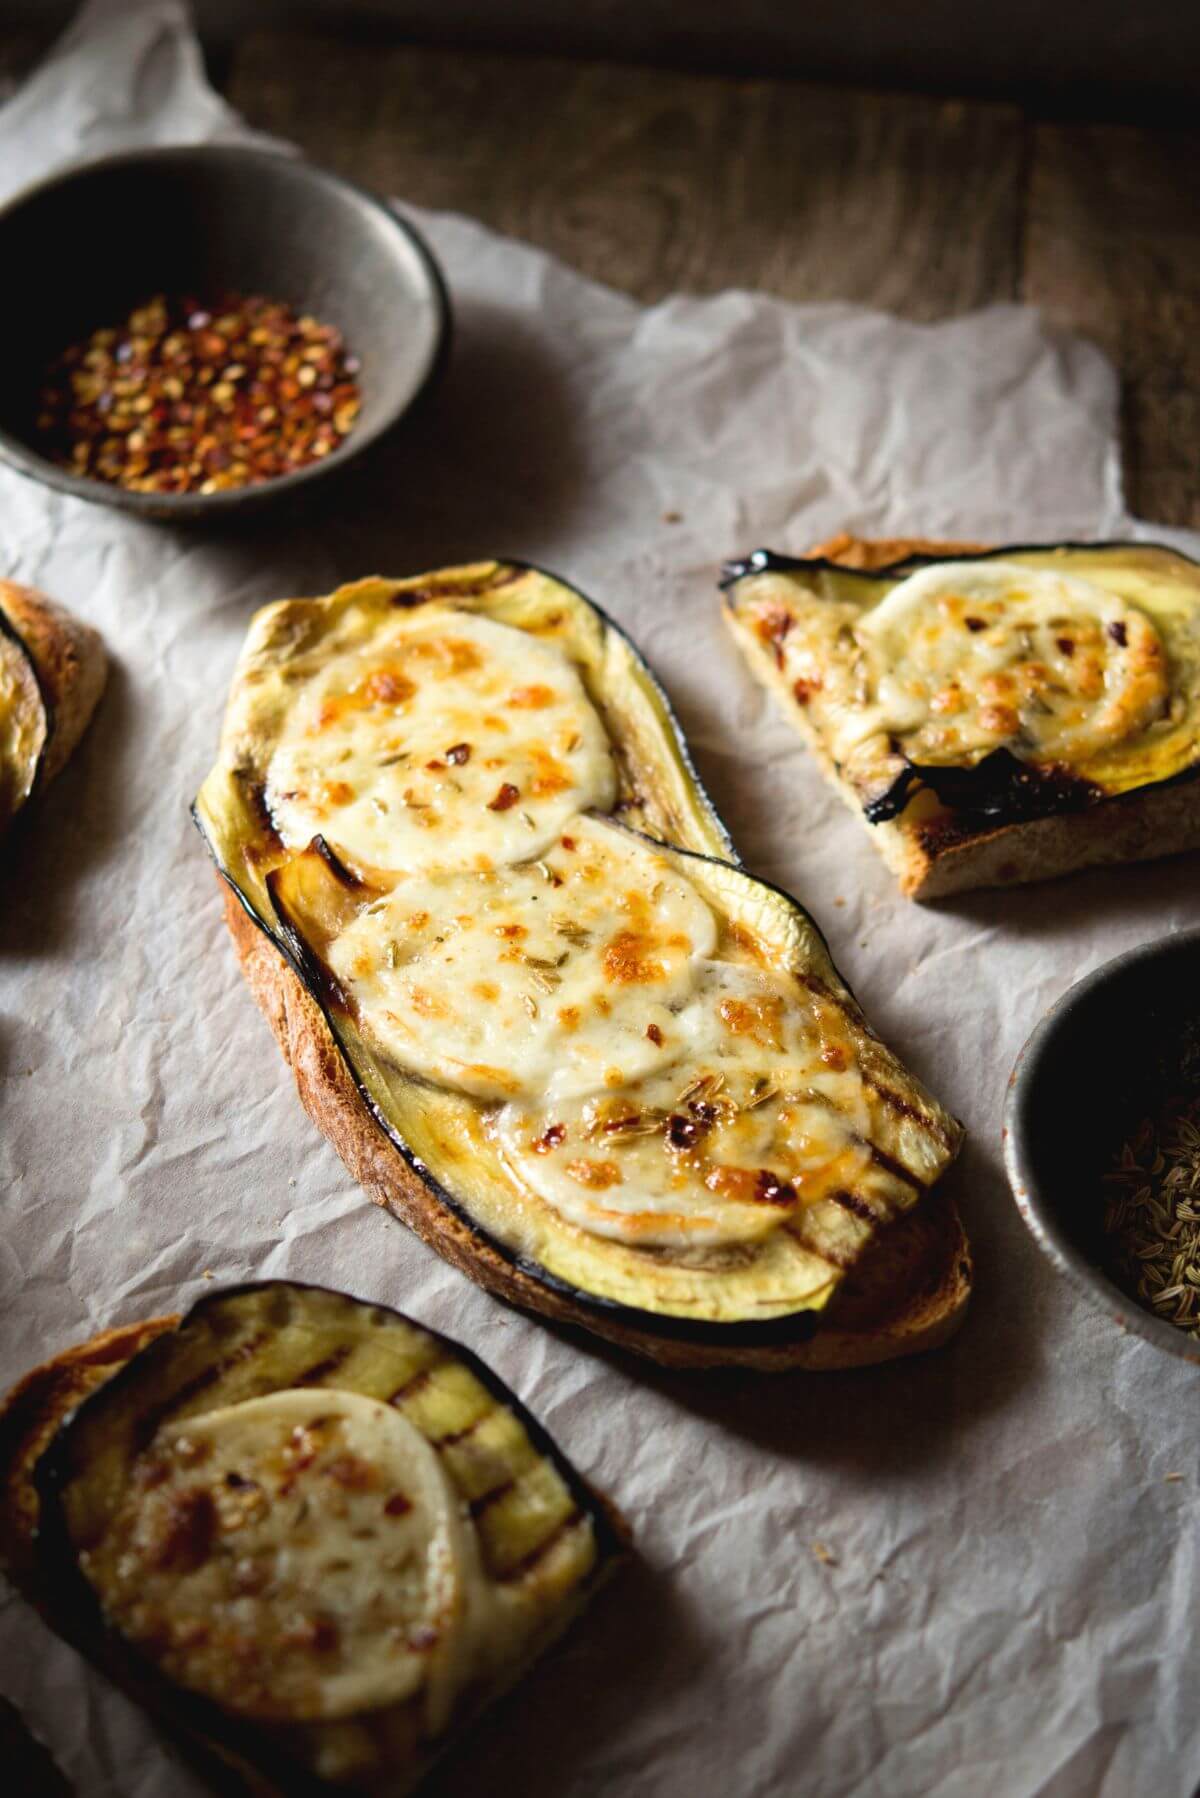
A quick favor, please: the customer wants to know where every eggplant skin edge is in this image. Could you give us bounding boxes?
[16,1279,625,1798]
[195,559,969,1368]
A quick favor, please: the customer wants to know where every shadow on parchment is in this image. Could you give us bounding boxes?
[527,1137,1050,1485]
[0,656,136,960]
[424,1550,705,1798]
[196,296,594,580]
[931,844,1200,950]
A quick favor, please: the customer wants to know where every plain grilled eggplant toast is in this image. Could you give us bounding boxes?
[0,1281,624,1797]
[0,580,105,839]
[195,561,970,1370]
[723,534,1200,898]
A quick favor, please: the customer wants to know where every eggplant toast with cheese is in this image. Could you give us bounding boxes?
[0,1281,624,1797]
[723,534,1200,899]
[0,579,105,839]
[194,561,970,1370]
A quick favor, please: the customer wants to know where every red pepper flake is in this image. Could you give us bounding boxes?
[534,1123,566,1153]
[646,1022,663,1045]
[1108,620,1128,646]
[35,291,362,495]
[283,1615,341,1654]
[384,1491,412,1517]
[1056,636,1076,657]
[964,616,987,632]
[487,782,520,812]
[793,676,821,704]
[754,1170,797,1207]
[666,1113,701,1150]
[146,1487,216,1573]
[445,742,471,765]
[756,607,794,669]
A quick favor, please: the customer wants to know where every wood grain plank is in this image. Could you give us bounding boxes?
[228,33,1024,319]
[1025,122,1200,528]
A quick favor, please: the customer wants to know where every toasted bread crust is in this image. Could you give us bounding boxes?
[735,534,1200,899]
[222,882,971,1370]
[0,1316,176,1596]
[0,580,106,791]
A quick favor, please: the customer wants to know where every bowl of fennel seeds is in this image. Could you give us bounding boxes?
[1005,930,1200,1364]
[1103,1029,1200,1339]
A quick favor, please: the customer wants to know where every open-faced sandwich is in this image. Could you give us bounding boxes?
[0,1280,622,1796]
[723,535,1200,899]
[0,580,105,840]
[194,562,969,1371]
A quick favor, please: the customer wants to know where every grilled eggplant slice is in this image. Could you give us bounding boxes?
[19,1282,621,1797]
[195,561,966,1367]
[723,538,1200,898]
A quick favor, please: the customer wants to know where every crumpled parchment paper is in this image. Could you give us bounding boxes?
[1,5,1197,1795]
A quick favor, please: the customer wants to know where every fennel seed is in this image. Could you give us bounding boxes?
[1102,1080,1200,1341]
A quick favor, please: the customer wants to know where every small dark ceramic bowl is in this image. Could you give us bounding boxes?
[1004,927,1200,1364]
[0,144,450,521]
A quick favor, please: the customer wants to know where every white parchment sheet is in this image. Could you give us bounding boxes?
[0,5,1197,1795]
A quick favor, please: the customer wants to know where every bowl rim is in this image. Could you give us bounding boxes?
[1003,924,1200,1367]
[0,140,452,518]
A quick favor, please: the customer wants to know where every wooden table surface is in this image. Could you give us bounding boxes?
[4,27,1197,528]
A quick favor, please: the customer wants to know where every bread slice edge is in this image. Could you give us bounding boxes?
[1,580,107,791]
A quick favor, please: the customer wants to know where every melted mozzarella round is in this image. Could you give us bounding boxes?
[327,814,718,1101]
[849,561,1168,767]
[265,609,616,873]
[85,1389,479,1729]
[495,963,880,1249]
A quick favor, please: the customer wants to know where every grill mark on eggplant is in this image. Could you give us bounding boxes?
[435,1414,489,1450]
[132,1331,270,1450]
[830,1189,881,1225]
[468,1477,516,1518]
[859,1076,955,1152]
[867,1144,925,1192]
[291,1345,353,1387]
[494,1507,586,1583]
[783,1221,855,1271]
[789,971,953,1156]
[387,1362,444,1406]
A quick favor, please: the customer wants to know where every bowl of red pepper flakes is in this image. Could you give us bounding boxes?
[0,145,450,520]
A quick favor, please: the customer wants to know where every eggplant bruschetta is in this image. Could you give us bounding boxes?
[0,1281,623,1796]
[194,562,970,1371]
[723,534,1200,899]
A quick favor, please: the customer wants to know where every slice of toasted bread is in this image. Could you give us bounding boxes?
[726,534,1200,900]
[221,882,972,1371]
[0,580,106,819]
